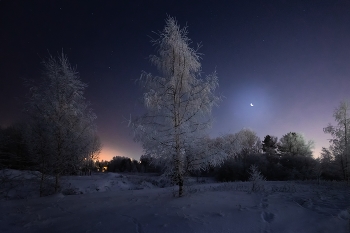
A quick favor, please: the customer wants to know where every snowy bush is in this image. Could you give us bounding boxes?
[248,165,265,192]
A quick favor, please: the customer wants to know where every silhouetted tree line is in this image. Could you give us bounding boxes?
[211,133,341,182]
[214,153,320,182]
[129,132,343,182]
[106,155,162,173]
[0,123,345,182]
[0,123,163,174]
[0,123,99,172]
[0,124,33,170]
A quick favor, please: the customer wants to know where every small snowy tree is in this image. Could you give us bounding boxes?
[26,53,100,195]
[132,16,222,196]
[248,164,265,192]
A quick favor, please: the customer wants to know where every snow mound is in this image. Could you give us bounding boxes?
[0,169,41,200]
[0,169,41,180]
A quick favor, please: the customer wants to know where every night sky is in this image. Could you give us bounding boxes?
[1,0,350,161]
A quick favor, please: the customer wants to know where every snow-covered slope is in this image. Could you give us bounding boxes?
[0,171,349,233]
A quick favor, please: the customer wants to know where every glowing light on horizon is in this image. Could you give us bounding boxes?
[98,147,123,161]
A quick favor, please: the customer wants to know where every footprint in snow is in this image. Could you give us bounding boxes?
[259,196,269,209]
[261,212,274,223]
[260,202,269,209]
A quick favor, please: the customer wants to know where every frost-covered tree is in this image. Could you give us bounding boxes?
[319,147,341,180]
[324,101,350,181]
[220,129,261,158]
[132,16,222,196]
[278,132,314,157]
[248,164,266,192]
[26,53,100,195]
[182,136,227,173]
[320,147,333,164]
[235,129,261,155]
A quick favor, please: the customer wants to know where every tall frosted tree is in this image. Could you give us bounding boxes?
[26,53,100,195]
[324,101,350,181]
[132,16,222,196]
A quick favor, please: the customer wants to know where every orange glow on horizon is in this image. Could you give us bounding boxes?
[98,147,123,161]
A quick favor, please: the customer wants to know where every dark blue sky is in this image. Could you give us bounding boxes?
[1,0,350,160]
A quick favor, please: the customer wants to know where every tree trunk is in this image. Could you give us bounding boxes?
[340,155,347,180]
[55,174,60,193]
[178,175,184,197]
[39,153,46,197]
[347,153,350,184]
[40,172,45,197]
[174,81,183,197]
[345,118,349,184]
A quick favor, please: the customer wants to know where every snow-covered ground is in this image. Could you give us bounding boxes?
[0,170,349,233]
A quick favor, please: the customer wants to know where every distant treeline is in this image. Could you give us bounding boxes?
[213,153,339,182]
[0,124,344,182]
[104,155,161,174]
[103,152,341,182]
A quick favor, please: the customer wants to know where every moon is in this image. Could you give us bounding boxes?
[250,103,254,107]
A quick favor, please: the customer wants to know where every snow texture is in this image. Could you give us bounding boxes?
[0,170,349,233]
